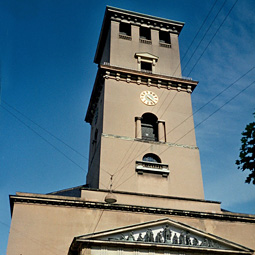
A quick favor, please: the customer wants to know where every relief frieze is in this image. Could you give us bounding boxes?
[107,224,221,249]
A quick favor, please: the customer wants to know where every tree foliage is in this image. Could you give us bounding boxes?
[236,113,255,184]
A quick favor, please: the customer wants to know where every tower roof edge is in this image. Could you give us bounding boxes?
[94,6,185,64]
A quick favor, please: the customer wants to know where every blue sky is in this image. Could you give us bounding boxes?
[0,0,255,253]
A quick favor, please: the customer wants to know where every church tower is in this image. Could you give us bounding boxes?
[85,6,204,200]
[7,6,255,255]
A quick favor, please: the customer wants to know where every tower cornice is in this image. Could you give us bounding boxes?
[85,64,198,124]
[94,6,185,64]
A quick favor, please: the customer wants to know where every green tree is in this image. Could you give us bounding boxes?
[236,113,255,184]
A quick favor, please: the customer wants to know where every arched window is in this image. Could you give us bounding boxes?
[141,113,158,141]
[142,153,161,163]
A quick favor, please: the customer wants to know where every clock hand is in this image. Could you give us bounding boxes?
[146,94,156,103]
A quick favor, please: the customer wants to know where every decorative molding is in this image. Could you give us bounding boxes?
[72,218,254,254]
[119,34,132,40]
[136,160,169,177]
[108,7,184,35]
[101,64,196,92]
[85,65,198,124]
[160,42,171,48]
[101,133,199,150]
[106,226,222,249]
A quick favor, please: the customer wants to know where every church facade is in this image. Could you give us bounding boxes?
[7,6,255,255]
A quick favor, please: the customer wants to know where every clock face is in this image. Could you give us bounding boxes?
[140,91,159,106]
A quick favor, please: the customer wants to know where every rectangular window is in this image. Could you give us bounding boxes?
[140,27,151,41]
[159,31,171,48]
[119,23,131,36]
[141,62,152,72]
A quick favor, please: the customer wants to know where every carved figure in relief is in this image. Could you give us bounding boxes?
[148,229,154,242]
[144,228,154,242]
[201,237,209,247]
[172,233,178,244]
[155,231,164,243]
[179,231,185,245]
[120,234,126,240]
[127,231,135,241]
[144,229,150,242]
[137,233,143,241]
[163,225,172,243]
[192,237,199,246]
[186,232,192,245]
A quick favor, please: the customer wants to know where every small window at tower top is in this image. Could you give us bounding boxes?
[119,22,131,36]
[140,27,151,40]
[159,30,171,44]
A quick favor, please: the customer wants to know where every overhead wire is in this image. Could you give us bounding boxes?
[1,100,113,179]
[161,79,255,153]
[2,100,87,159]
[163,66,255,137]
[115,79,255,190]
[182,0,227,74]
[187,0,239,76]
[111,0,242,189]
[111,0,230,187]
[112,88,180,188]
[113,69,255,189]
[0,104,87,173]
[172,0,219,76]
[0,220,65,255]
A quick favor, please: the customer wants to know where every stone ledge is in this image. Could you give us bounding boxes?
[10,193,255,223]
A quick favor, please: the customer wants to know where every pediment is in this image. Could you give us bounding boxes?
[135,52,159,60]
[73,218,253,254]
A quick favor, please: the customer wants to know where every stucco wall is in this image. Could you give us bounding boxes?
[7,200,255,255]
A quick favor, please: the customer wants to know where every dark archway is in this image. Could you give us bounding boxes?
[141,113,158,141]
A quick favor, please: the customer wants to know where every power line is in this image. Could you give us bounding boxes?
[2,100,88,160]
[113,89,180,188]
[0,104,86,173]
[0,220,65,255]
[174,80,255,144]
[110,1,228,186]
[2,100,113,179]
[113,64,254,187]
[165,66,255,138]
[112,77,255,190]
[182,0,227,74]
[172,0,219,76]
[187,0,239,76]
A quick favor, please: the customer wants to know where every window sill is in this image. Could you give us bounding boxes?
[140,38,152,44]
[119,34,132,40]
[159,42,171,48]
[136,160,169,177]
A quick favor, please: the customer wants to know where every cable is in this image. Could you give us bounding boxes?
[92,210,104,233]
[164,66,255,138]
[182,0,227,74]
[0,220,65,255]
[2,100,88,160]
[113,89,180,188]
[112,0,239,187]
[0,104,86,173]
[113,64,254,186]
[172,0,219,76]
[187,0,239,76]
[112,76,255,190]
[2,100,113,180]
[174,80,255,144]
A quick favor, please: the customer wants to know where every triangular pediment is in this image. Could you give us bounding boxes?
[73,218,253,254]
[135,52,159,60]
